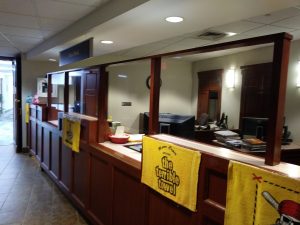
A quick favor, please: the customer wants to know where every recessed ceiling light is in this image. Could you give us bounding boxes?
[48,58,56,62]
[227,32,237,37]
[101,40,114,44]
[165,16,183,23]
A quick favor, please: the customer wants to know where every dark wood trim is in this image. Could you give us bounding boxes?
[148,57,161,134]
[265,35,292,165]
[14,55,22,152]
[102,33,292,67]
[64,72,69,112]
[97,66,111,142]
[47,74,52,108]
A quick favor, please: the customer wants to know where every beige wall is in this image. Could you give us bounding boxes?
[21,56,59,146]
[107,59,193,133]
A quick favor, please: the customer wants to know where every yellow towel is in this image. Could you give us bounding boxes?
[25,103,30,123]
[225,161,300,225]
[141,136,201,212]
[62,117,81,152]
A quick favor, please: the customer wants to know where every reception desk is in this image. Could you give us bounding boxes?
[28,108,300,225]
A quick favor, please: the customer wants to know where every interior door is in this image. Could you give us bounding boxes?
[239,63,272,120]
[197,69,223,121]
[13,55,22,152]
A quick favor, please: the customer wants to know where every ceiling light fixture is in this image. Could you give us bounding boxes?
[101,40,113,44]
[165,16,183,23]
[227,32,237,37]
[48,58,56,62]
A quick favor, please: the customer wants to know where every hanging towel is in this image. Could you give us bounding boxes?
[62,116,81,152]
[25,103,30,123]
[141,136,201,212]
[225,161,300,225]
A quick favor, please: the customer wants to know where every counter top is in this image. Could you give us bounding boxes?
[95,134,300,179]
[96,141,142,169]
[152,134,300,179]
[63,112,98,121]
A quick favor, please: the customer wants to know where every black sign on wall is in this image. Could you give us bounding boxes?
[59,38,93,66]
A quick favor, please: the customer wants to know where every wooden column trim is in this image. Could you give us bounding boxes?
[47,74,52,108]
[97,65,110,142]
[149,57,161,134]
[64,72,69,113]
[265,33,292,165]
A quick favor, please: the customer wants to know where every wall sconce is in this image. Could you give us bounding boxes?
[226,68,236,88]
[297,61,300,88]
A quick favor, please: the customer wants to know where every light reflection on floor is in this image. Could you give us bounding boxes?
[0,109,14,146]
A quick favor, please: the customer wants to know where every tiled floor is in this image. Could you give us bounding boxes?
[0,144,89,225]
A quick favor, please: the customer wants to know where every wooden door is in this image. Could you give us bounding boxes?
[197,69,223,121]
[83,69,99,117]
[240,63,272,120]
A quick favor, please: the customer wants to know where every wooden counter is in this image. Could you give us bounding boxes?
[28,115,300,225]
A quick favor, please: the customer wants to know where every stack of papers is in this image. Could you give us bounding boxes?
[214,130,240,143]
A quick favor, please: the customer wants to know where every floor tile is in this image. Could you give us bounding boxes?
[0,144,90,225]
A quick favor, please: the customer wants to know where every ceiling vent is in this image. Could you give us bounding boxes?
[195,31,227,41]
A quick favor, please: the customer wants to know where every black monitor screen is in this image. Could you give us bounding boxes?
[241,117,268,140]
[143,113,195,139]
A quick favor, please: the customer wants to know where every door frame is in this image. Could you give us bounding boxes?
[0,55,22,152]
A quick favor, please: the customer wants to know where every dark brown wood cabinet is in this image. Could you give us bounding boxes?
[83,70,99,117]
[240,63,272,119]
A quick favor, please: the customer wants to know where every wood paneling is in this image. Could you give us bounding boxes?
[148,190,195,225]
[36,124,43,161]
[89,154,112,225]
[83,70,98,117]
[73,148,89,208]
[60,144,72,191]
[43,129,50,169]
[112,169,146,225]
[50,133,60,179]
[30,120,36,154]
[198,154,229,225]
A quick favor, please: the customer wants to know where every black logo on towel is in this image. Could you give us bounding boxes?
[155,156,180,196]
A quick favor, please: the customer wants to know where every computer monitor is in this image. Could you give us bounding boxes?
[241,117,269,141]
[143,113,195,139]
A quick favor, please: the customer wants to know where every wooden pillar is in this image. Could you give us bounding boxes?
[265,33,292,165]
[47,74,52,108]
[97,65,110,142]
[64,72,69,113]
[149,57,161,134]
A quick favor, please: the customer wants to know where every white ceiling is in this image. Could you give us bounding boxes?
[1,0,300,62]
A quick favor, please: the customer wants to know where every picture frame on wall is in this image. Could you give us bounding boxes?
[37,78,58,97]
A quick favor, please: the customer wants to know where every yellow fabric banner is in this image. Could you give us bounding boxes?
[141,136,201,212]
[25,103,29,123]
[225,161,300,225]
[62,117,81,152]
